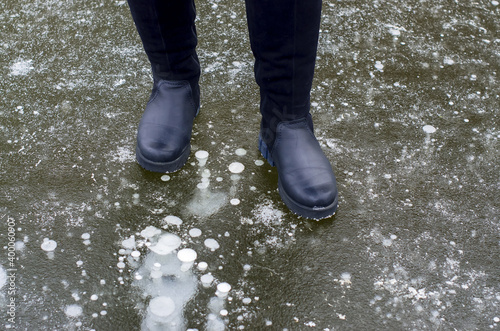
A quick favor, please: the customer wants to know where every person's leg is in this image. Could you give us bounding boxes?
[127,0,200,173]
[245,0,338,219]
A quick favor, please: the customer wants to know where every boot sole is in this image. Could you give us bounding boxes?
[259,135,338,220]
[136,144,191,173]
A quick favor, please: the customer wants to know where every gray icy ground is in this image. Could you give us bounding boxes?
[0,0,499,330]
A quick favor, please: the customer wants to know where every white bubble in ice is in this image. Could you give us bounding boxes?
[131,251,141,258]
[340,272,352,281]
[217,282,231,293]
[254,160,264,166]
[160,174,171,182]
[189,228,202,237]
[41,238,57,252]
[235,148,247,156]
[374,61,384,71]
[196,150,209,166]
[197,262,208,271]
[140,226,161,239]
[10,59,34,76]
[81,233,90,240]
[117,262,126,269]
[228,162,245,174]
[423,125,437,134]
[220,309,228,316]
[122,236,136,249]
[177,249,197,263]
[230,198,240,205]
[195,150,209,159]
[204,238,220,251]
[90,294,98,301]
[197,181,210,190]
[164,215,183,226]
[388,28,401,36]
[149,233,181,255]
[242,297,252,304]
[149,296,175,317]
[201,273,214,285]
[64,304,83,318]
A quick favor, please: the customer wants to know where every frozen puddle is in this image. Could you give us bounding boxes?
[120,221,231,330]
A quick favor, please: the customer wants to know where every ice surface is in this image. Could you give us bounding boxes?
[149,233,181,255]
[41,238,57,252]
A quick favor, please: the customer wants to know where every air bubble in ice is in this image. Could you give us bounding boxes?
[64,304,83,317]
[201,274,214,286]
[122,236,136,249]
[235,148,247,156]
[423,125,437,134]
[374,61,384,71]
[149,233,182,255]
[177,249,197,263]
[161,174,171,182]
[140,226,161,239]
[195,150,209,167]
[204,238,220,251]
[149,296,175,317]
[189,228,202,237]
[41,238,57,252]
[228,162,245,174]
[230,198,240,205]
[164,215,183,226]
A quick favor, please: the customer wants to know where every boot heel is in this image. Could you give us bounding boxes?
[258,135,275,167]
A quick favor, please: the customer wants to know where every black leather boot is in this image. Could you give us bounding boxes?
[136,79,199,173]
[259,115,338,219]
[128,0,200,173]
[246,0,338,219]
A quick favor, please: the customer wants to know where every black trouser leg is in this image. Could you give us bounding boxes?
[127,0,200,88]
[245,0,322,145]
